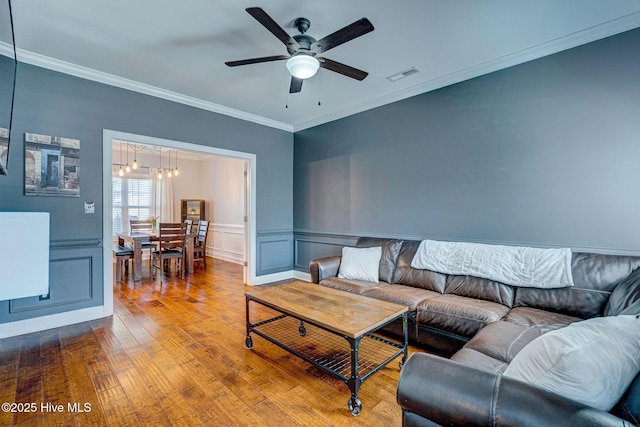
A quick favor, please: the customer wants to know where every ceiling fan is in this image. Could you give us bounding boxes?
[225,7,374,94]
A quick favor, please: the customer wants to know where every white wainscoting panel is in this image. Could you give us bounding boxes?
[209,223,245,264]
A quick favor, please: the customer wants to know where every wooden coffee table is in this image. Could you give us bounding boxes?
[245,281,408,415]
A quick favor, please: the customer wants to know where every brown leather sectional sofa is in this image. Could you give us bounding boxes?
[309,237,640,426]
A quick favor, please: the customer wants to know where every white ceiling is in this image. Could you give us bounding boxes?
[9,0,640,132]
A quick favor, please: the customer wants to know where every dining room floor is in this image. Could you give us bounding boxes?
[0,257,421,426]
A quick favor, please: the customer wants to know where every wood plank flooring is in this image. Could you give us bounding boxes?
[0,258,422,426]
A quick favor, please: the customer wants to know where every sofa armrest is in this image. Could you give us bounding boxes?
[397,352,627,427]
[309,256,341,284]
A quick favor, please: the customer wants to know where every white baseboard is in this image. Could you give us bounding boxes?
[293,270,311,282]
[0,306,110,339]
[248,270,311,286]
[251,270,294,285]
[211,246,244,264]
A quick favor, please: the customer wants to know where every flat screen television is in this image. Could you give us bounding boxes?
[0,212,50,300]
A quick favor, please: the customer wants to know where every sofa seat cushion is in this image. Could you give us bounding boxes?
[502,307,581,333]
[362,284,440,311]
[450,348,507,375]
[463,321,543,363]
[319,277,388,295]
[416,295,510,338]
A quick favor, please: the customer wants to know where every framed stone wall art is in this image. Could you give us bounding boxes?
[24,132,80,197]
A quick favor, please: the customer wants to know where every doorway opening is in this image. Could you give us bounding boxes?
[102,130,256,316]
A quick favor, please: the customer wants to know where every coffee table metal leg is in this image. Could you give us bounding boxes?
[400,312,408,368]
[346,336,363,416]
[245,297,253,349]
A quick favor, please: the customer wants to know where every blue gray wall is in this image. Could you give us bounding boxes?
[0,54,14,131]
[0,62,293,323]
[293,28,640,269]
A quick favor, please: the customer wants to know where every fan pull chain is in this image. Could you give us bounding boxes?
[285,74,290,108]
[317,70,322,106]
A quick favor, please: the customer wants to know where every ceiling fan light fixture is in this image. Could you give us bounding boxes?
[286,54,319,79]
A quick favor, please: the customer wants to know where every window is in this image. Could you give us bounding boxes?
[112,176,153,235]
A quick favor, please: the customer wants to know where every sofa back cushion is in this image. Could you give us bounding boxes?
[605,267,640,316]
[392,240,446,293]
[356,237,403,284]
[514,253,640,319]
[445,275,515,308]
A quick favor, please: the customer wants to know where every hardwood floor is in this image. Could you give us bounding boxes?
[0,258,422,426]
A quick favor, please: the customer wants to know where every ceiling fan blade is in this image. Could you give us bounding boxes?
[319,58,368,81]
[225,55,289,67]
[311,18,374,54]
[246,7,300,50]
[289,77,303,93]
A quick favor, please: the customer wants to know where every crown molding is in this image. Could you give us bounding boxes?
[292,11,640,132]
[0,42,15,58]
[14,48,294,133]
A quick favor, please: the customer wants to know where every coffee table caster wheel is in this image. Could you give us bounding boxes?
[348,397,362,416]
[298,323,306,337]
[399,354,408,370]
[245,336,253,349]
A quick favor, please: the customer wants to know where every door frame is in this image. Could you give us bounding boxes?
[243,159,250,284]
[102,130,257,316]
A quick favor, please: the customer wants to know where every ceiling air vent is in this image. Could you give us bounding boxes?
[386,66,421,82]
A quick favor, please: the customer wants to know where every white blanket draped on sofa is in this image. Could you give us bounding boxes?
[410,240,574,289]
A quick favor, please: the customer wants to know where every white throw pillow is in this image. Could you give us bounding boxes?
[503,314,640,411]
[338,246,382,283]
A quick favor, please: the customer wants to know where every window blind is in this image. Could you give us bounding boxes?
[112,176,153,235]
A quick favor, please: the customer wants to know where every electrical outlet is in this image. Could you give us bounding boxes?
[84,201,95,213]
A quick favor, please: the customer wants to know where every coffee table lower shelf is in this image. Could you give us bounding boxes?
[245,307,407,415]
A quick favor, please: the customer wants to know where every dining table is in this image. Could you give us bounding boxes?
[117,231,195,281]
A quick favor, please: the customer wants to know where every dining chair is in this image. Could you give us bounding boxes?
[183,218,193,234]
[113,244,134,282]
[152,222,186,279]
[193,220,210,269]
[129,219,158,258]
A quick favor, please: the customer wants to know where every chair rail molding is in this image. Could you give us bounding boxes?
[51,238,102,249]
[292,229,640,272]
